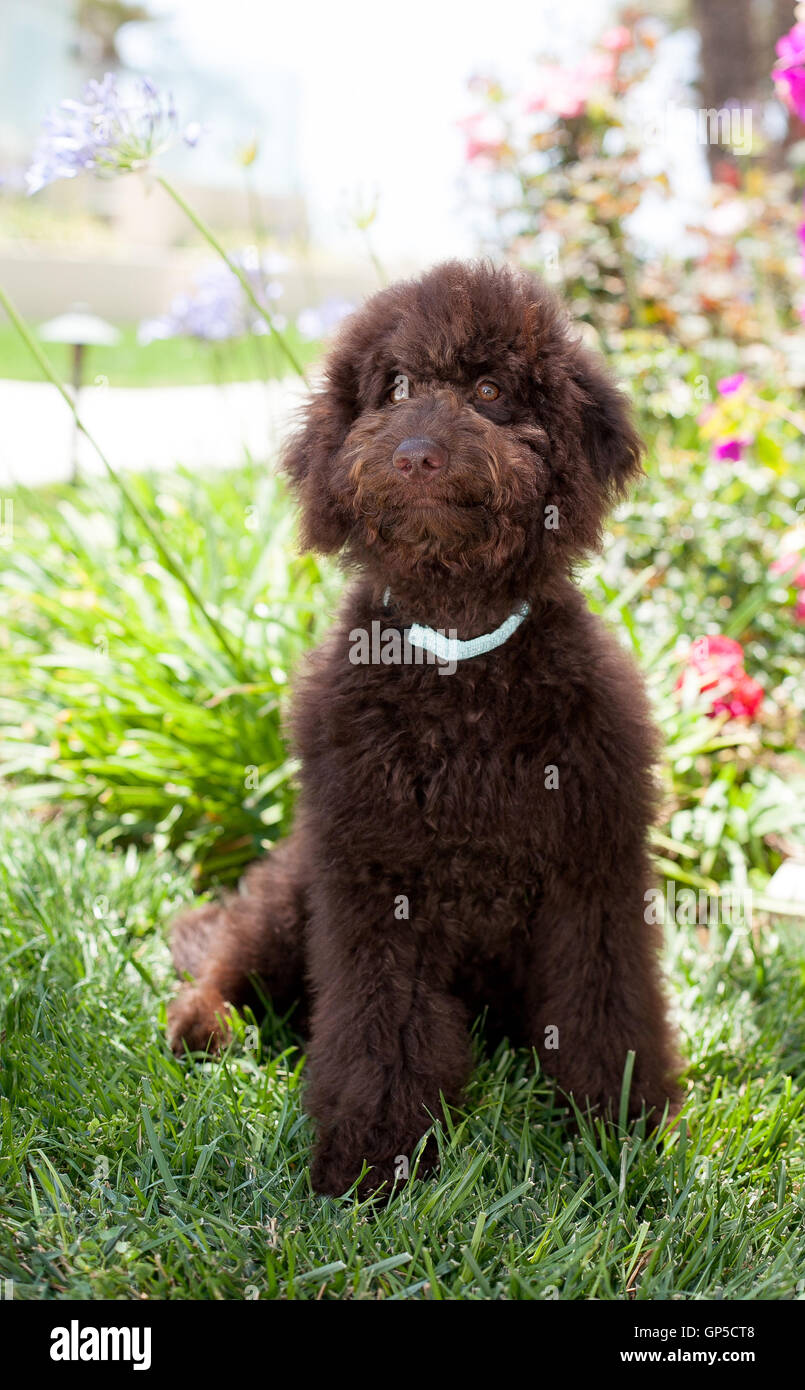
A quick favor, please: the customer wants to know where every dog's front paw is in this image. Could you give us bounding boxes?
[311,1131,438,1199]
[167,985,233,1056]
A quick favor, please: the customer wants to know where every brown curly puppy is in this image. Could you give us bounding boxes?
[168,260,681,1196]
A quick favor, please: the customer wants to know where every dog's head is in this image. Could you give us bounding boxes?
[283,261,641,597]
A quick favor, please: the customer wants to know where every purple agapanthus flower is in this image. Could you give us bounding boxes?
[296,297,355,341]
[26,72,199,194]
[139,249,283,344]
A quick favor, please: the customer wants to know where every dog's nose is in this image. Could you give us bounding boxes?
[392,436,448,474]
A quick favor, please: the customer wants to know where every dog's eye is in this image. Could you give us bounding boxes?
[476,380,500,401]
[388,374,410,403]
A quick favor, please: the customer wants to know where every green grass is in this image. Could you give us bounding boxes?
[1,809,803,1300]
[0,321,320,388]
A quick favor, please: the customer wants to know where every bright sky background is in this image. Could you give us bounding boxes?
[125,0,617,265]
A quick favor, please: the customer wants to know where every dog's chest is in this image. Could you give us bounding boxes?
[336,664,552,855]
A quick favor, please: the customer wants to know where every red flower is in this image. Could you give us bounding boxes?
[676,635,763,721]
[712,672,764,720]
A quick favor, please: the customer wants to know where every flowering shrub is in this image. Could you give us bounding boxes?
[462,15,804,350]
[461,20,668,341]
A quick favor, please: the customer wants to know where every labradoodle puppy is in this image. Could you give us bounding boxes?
[168,260,681,1196]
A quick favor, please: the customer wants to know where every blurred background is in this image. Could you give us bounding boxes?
[1,0,802,478]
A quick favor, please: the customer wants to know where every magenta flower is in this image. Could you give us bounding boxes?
[713,438,750,461]
[776,22,805,67]
[773,23,805,120]
[716,373,747,396]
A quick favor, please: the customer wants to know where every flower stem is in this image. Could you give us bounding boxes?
[156,174,311,385]
[0,282,247,677]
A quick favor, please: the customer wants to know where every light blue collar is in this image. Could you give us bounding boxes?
[382,589,530,662]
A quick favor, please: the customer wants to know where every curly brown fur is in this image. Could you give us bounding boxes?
[168,260,682,1196]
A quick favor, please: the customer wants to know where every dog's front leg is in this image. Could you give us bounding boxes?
[526,869,681,1123]
[304,887,470,1197]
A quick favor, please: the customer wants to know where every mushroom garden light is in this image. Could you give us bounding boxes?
[39,306,120,481]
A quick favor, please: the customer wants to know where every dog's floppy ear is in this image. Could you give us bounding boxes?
[282,366,355,555]
[571,345,643,499]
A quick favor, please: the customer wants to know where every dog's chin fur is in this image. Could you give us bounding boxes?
[168,259,681,1199]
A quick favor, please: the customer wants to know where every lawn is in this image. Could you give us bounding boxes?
[1,807,804,1301]
[0,320,320,388]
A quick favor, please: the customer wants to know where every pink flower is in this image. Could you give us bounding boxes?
[771,539,805,588]
[713,438,750,461]
[527,66,588,119]
[769,532,805,622]
[459,113,506,163]
[773,24,805,120]
[685,635,745,682]
[676,636,763,721]
[716,372,747,396]
[777,69,805,120]
[775,22,805,67]
[600,26,632,52]
[526,53,615,121]
[465,137,504,162]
